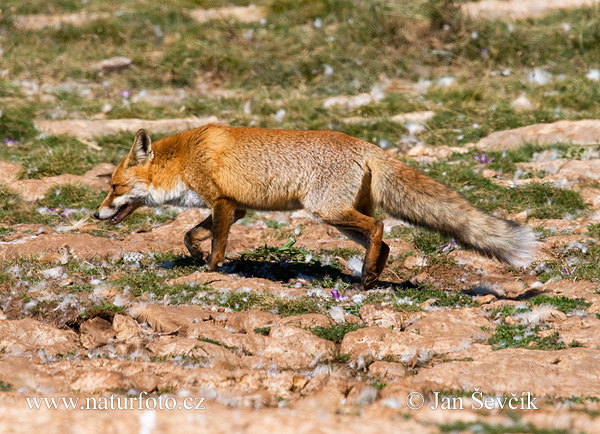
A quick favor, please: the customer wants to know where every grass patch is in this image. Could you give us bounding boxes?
[487,324,575,351]
[527,295,591,314]
[411,230,452,255]
[197,337,234,350]
[396,283,475,308]
[535,243,600,282]
[0,381,13,392]
[317,247,362,260]
[80,302,125,320]
[309,323,366,344]
[39,184,106,210]
[0,226,16,237]
[240,237,311,263]
[0,185,45,225]
[0,104,37,143]
[16,135,106,179]
[424,162,586,219]
[253,326,272,336]
[440,421,570,434]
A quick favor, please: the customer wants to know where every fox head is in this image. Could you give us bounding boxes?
[93,129,154,224]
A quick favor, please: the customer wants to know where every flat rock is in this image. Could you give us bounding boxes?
[475,120,600,152]
[279,313,332,328]
[413,348,600,398]
[462,0,600,21]
[262,326,334,369]
[358,304,409,329]
[391,111,435,124]
[0,395,438,434]
[368,361,407,378]
[581,188,600,209]
[70,370,134,393]
[187,322,267,355]
[112,314,143,341]
[554,316,600,346]
[404,308,492,340]
[35,117,219,140]
[168,272,294,296]
[188,5,266,23]
[79,317,114,349]
[540,280,599,300]
[0,209,205,261]
[322,93,377,110]
[0,161,20,184]
[14,12,111,31]
[146,336,238,367]
[340,326,477,361]
[132,305,213,334]
[0,356,66,393]
[405,144,468,164]
[448,250,505,274]
[95,57,133,73]
[0,318,79,356]
[7,163,114,201]
[224,311,279,334]
[518,159,600,185]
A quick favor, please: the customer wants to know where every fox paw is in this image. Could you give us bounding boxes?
[184,242,205,262]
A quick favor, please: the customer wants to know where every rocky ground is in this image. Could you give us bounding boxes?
[3,0,600,433]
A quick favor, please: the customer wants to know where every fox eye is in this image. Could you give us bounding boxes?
[111,184,117,192]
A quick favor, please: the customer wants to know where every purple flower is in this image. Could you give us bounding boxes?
[474,153,495,164]
[330,289,349,301]
[4,138,18,146]
[120,90,130,99]
[439,239,458,253]
[559,267,577,277]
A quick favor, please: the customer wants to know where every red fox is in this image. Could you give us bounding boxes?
[94,124,536,289]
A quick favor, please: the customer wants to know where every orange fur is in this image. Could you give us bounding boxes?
[95,124,537,289]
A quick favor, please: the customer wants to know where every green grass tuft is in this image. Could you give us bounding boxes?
[309,323,366,344]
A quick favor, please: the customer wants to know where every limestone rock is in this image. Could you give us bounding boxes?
[96,57,133,73]
[413,348,600,397]
[35,117,219,140]
[358,305,407,329]
[71,370,134,393]
[262,326,334,369]
[132,305,212,334]
[368,361,407,378]
[462,0,600,21]
[475,120,600,152]
[188,5,266,23]
[112,314,143,341]
[0,318,79,356]
[80,317,115,349]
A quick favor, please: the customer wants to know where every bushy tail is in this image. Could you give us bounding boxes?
[371,156,537,266]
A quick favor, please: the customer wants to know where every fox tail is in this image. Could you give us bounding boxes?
[371,156,537,266]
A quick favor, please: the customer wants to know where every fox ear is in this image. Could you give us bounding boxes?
[128,129,154,166]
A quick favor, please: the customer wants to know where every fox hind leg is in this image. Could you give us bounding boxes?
[319,210,385,290]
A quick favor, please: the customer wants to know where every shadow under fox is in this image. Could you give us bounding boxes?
[94,124,537,289]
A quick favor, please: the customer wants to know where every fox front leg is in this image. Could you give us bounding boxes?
[184,207,246,264]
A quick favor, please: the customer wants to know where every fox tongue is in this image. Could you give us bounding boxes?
[109,203,132,224]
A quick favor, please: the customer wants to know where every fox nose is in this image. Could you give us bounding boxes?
[93,211,100,219]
